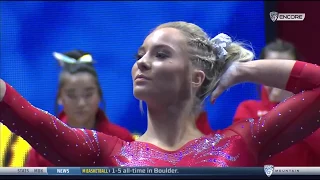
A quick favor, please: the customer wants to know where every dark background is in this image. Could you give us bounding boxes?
[265,1,320,64]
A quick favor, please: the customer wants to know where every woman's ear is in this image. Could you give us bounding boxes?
[58,97,63,105]
[192,69,206,88]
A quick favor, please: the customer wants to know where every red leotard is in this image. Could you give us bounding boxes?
[234,86,320,166]
[25,110,134,167]
[0,61,319,166]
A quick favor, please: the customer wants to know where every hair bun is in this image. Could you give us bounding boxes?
[210,33,232,61]
[53,50,95,67]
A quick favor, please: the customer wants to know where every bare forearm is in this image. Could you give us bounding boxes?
[237,60,296,89]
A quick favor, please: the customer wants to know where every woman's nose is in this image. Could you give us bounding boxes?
[136,56,151,72]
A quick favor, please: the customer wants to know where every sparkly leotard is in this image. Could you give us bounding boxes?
[0,61,319,167]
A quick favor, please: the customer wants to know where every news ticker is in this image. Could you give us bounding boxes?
[0,167,319,177]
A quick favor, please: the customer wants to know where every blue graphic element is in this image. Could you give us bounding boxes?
[0,1,265,133]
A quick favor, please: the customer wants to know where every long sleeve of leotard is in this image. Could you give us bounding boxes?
[224,61,320,163]
[25,148,51,167]
[0,83,121,166]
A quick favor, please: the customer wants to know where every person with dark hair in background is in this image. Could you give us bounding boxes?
[25,50,134,167]
[0,21,319,167]
[233,39,320,166]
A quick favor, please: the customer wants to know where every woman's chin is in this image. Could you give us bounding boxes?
[133,88,151,100]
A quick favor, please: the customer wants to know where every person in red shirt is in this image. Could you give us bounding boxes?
[25,50,134,167]
[233,39,320,166]
[196,112,214,135]
[0,21,319,167]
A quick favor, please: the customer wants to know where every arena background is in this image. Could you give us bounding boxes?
[0,1,265,166]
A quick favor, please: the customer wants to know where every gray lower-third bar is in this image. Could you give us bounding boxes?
[273,167,320,175]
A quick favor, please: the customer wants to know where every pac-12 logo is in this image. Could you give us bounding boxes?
[264,165,274,177]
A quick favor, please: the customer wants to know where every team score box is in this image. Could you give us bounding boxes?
[152,168,179,174]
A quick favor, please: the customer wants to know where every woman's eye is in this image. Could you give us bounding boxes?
[134,53,143,61]
[156,52,168,59]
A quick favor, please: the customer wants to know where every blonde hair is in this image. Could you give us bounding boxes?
[140,21,254,113]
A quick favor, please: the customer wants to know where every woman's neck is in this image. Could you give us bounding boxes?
[67,118,96,130]
[139,102,203,151]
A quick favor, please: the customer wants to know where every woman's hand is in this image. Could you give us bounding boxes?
[0,79,6,101]
[210,62,244,102]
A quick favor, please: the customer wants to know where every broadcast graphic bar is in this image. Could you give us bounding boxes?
[0,167,319,177]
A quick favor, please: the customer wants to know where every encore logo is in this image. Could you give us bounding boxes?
[270,12,305,22]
